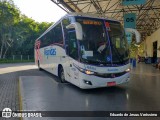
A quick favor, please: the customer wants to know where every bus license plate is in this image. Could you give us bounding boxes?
[107,81,116,86]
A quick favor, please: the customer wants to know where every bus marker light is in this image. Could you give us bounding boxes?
[107,81,116,86]
[105,22,111,31]
[84,80,92,85]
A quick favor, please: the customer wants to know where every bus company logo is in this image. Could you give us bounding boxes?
[111,74,116,78]
[2,108,12,118]
[44,48,56,56]
[108,68,118,72]
[85,65,96,70]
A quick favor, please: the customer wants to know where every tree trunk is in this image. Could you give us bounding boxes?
[3,46,9,59]
[0,42,4,59]
[2,40,12,59]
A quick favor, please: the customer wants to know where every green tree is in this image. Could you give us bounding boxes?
[0,0,52,59]
[0,0,20,58]
[11,15,52,56]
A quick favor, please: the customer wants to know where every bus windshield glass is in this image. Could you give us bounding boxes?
[108,21,129,64]
[75,17,129,65]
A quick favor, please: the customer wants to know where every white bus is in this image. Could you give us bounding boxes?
[35,13,139,89]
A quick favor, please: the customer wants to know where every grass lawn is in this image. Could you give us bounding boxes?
[0,59,34,64]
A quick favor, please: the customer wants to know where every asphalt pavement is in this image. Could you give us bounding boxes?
[0,62,160,120]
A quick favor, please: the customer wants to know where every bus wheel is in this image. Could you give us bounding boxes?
[59,67,65,83]
[38,61,42,71]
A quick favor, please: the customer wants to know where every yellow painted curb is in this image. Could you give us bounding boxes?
[18,78,23,120]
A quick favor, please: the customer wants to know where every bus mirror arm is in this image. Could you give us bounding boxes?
[125,28,141,43]
[65,45,69,55]
[66,22,83,40]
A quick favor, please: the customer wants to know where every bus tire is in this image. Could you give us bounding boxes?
[59,67,66,83]
[38,61,42,71]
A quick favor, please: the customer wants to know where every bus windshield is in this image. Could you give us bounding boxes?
[108,22,129,64]
[75,17,129,66]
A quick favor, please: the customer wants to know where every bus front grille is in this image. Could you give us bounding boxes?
[94,71,127,78]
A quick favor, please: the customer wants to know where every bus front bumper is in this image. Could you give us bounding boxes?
[79,72,130,89]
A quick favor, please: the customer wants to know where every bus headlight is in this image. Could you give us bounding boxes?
[125,68,130,72]
[79,68,94,75]
[85,70,94,75]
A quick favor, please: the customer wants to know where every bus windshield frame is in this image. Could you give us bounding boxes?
[74,16,129,66]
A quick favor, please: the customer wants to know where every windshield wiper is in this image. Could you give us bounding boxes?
[81,58,109,65]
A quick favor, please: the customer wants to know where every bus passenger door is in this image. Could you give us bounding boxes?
[66,29,79,86]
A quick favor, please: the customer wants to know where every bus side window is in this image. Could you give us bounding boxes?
[40,34,51,48]
[68,29,78,60]
[62,18,72,54]
[54,23,63,45]
[62,18,71,40]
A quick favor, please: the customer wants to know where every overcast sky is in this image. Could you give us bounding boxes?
[13,0,67,22]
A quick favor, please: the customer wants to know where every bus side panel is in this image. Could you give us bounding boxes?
[47,45,66,76]
[38,45,67,76]
[66,58,80,87]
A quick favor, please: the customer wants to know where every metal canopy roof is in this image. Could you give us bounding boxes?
[51,0,160,40]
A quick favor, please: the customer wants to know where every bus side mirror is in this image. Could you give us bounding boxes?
[66,22,83,40]
[125,28,141,43]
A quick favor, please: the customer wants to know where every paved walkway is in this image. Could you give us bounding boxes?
[0,62,160,120]
[0,63,50,120]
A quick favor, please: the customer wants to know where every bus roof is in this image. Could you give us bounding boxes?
[36,12,120,41]
[66,12,119,22]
